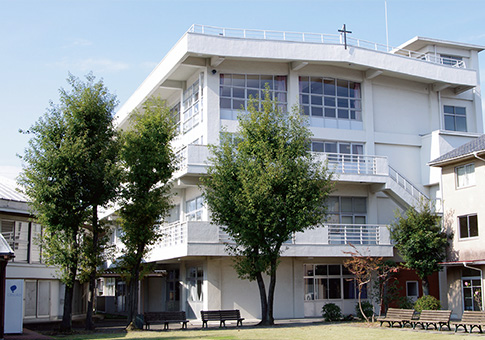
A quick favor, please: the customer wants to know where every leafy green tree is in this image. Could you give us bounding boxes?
[201,91,333,325]
[390,202,449,295]
[118,97,177,327]
[19,73,120,332]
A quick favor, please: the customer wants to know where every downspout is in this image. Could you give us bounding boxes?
[464,263,484,311]
[473,152,485,163]
[438,91,443,130]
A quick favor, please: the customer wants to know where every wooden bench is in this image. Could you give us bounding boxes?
[377,308,415,328]
[411,310,452,331]
[144,311,188,330]
[201,309,244,328]
[453,311,485,333]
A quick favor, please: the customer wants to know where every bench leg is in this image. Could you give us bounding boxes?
[182,321,188,330]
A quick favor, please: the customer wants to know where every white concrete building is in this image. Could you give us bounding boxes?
[112,25,484,319]
[0,176,85,324]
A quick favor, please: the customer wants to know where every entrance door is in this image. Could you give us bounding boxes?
[186,266,203,319]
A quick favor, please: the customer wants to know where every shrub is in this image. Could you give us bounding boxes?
[322,303,342,321]
[355,301,374,320]
[414,295,441,312]
[397,296,415,309]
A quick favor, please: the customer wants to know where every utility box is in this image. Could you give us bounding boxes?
[5,279,23,334]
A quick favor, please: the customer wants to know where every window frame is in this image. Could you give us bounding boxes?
[458,214,479,239]
[455,163,475,189]
[444,105,467,132]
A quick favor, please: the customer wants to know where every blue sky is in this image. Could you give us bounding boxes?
[1,0,485,180]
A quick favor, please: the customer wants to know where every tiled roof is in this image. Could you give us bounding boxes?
[0,176,27,202]
[429,134,485,166]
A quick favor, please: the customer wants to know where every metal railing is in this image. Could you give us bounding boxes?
[159,221,186,247]
[188,24,466,69]
[313,152,386,175]
[388,165,428,201]
[327,224,380,245]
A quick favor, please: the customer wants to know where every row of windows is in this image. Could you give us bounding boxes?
[0,219,42,263]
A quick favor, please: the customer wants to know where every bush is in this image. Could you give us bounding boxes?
[414,295,441,312]
[322,303,342,321]
[397,296,415,309]
[355,301,374,320]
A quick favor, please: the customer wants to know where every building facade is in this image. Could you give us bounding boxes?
[430,135,485,318]
[0,176,85,324]
[111,25,484,319]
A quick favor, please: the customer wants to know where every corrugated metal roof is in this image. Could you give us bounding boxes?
[0,233,14,257]
[429,134,485,166]
[0,176,27,202]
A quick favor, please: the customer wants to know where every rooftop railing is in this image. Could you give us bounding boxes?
[188,24,466,68]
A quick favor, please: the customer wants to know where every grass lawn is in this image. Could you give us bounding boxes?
[53,322,475,340]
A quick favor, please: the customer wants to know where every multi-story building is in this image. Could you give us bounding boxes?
[429,135,485,318]
[0,176,85,324]
[111,25,484,319]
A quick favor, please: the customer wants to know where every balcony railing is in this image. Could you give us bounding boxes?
[188,24,466,68]
[312,152,387,175]
[327,224,379,245]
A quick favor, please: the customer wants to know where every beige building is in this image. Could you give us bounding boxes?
[430,135,485,318]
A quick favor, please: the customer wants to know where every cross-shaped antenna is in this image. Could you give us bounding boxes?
[338,24,352,50]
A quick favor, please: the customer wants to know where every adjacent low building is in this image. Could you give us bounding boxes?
[430,134,485,318]
[108,24,484,319]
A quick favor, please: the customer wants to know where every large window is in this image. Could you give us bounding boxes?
[299,77,362,129]
[187,266,203,302]
[459,214,478,239]
[304,264,367,301]
[326,197,367,224]
[0,219,42,263]
[186,196,204,221]
[170,102,181,135]
[220,74,287,120]
[444,105,467,132]
[183,74,204,133]
[456,163,474,188]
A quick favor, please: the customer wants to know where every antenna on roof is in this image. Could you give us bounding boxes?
[385,0,389,51]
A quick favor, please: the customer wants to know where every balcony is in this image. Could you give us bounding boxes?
[146,221,393,262]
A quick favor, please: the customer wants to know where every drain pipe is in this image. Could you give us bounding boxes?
[464,262,484,311]
[473,152,485,163]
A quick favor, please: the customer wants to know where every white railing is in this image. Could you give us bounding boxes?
[160,221,186,247]
[188,24,466,69]
[388,165,428,201]
[327,224,380,245]
[174,144,210,175]
[313,152,387,175]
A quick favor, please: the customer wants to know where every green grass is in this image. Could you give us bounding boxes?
[53,323,475,340]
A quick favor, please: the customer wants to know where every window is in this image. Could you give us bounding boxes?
[441,55,463,67]
[444,105,467,132]
[327,197,367,225]
[165,204,180,224]
[186,196,204,221]
[303,264,367,301]
[220,74,287,119]
[299,77,362,129]
[183,74,204,133]
[456,163,474,188]
[406,281,419,302]
[0,219,41,263]
[170,102,181,135]
[166,269,180,311]
[462,277,482,311]
[459,214,478,239]
[187,266,203,302]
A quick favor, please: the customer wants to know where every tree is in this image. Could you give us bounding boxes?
[372,260,400,316]
[343,245,381,322]
[19,73,120,332]
[118,97,177,327]
[201,91,333,325]
[390,201,449,295]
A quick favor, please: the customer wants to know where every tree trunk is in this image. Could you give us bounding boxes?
[127,252,142,327]
[267,261,277,326]
[255,272,268,325]
[358,287,369,322]
[422,277,430,296]
[60,262,78,332]
[85,205,99,330]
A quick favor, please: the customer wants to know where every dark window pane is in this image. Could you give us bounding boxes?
[275,76,287,91]
[456,117,467,132]
[220,86,231,97]
[260,75,273,89]
[220,98,231,109]
[247,89,259,99]
[344,279,355,299]
[338,98,349,108]
[311,96,322,106]
[311,78,323,94]
[305,264,314,276]
[315,265,327,275]
[233,99,245,110]
[328,278,341,299]
[318,279,328,299]
[233,87,245,98]
[247,75,259,88]
[337,80,349,97]
[469,215,478,237]
[302,105,310,116]
[301,94,309,105]
[233,74,245,87]
[455,107,466,115]
[444,105,454,114]
[338,109,349,119]
[312,106,323,117]
[312,142,324,153]
[325,142,338,153]
[444,115,455,130]
[220,74,231,85]
[459,216,469,238]
[324,96,336,107]
[324,79,335,95]
[325,108,336,118]
[300,77,310,93]
[329,265,341,275]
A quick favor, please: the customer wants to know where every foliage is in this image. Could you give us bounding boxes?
[343,244,381,322]
[390,201,449,295]
[322,303,342,322]
[355,301,374,320]
[398,296,415,309]
[118,97,177,325]
[372,260,400,315]
[201,89,333,325]
[19,73,119,331]
[414,295,441,312]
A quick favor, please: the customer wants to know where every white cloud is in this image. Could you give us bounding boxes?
[63,38,93,48]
